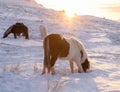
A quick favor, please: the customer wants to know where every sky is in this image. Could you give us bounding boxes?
[34,0,120,21]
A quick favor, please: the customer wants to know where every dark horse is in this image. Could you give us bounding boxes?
[3,22,29,39]
[42,34,90,74]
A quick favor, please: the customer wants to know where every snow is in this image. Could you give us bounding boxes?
[0,0,120,92]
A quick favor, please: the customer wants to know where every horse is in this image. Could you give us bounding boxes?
[42,34,90,74]
[3,22,29,39]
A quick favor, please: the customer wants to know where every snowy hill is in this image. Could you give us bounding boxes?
[0,0,120,92]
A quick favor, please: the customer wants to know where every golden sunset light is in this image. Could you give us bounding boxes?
[34,0,120,20]
[65,11,75,18]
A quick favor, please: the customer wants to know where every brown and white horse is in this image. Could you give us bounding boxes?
[42,34,90,74]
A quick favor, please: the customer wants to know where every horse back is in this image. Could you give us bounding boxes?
[44,34,70,58]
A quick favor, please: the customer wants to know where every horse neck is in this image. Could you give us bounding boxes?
[5,25,14,34]
[71,37,88,60]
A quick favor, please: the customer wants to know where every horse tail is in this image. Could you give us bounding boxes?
[43,36,51,73]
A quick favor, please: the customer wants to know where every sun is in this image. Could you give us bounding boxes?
[64,10,75,18]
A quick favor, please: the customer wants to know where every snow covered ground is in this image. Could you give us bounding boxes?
[0,0,120,92]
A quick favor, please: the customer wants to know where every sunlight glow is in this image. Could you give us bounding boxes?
[34,0,120,20]
[64,8,75,18]
[34,0,98,17]
[65,12,75,18]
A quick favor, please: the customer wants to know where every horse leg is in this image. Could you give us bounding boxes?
[25,32,29,39]
[41,56,49,75]
[69,60,74,73]
[50,55,58,74]
[41,65,47,75]
[23,30,29,39]
[13,33,17,39]
[74,58,84,73]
